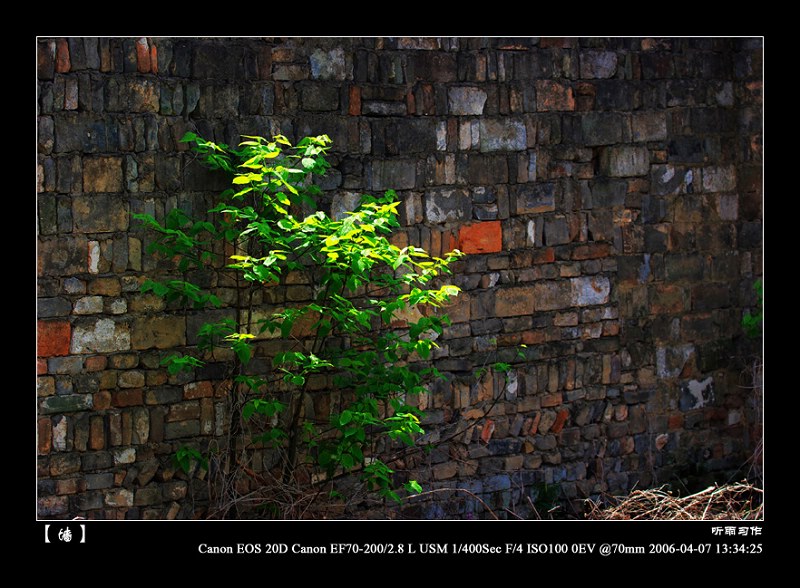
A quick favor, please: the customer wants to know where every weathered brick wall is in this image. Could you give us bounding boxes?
[36,37,763,519]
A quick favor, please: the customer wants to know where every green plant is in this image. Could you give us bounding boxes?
[742,279,763,338]
[174,445,208,475]
[135,132,463,512]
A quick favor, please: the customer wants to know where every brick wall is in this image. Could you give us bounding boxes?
[36,37,763,519]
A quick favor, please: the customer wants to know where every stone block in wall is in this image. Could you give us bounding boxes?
[532,280,571,312]
[425,188,471,223]
[54,113,112,153]
[165,420,201,440]
[514,183,556,214]
[495,285,536,317]
[588,178,627,208]
[40,394,93,415]
[448,87,487,115]
[71,318,131,354]
[38,298,72,318]
[544,215,572,246]
[463,154,509,185]
[665,127,706,157]
[535,81,575,112]
[82,156,122,192]
[392,119,438,154]
[310,47,348,80]
[479,119,527,152]
[599,146,650,177]
[408,52,457,83]
[632,111,667,142]
[701,165,737,193]
[368,159,417,191]
[131,316,186,350]
[300,82,340,111]
[192,44,246,80]
[72,195,128,233]
[649,284,686,314]
[570,276,611,306]
[691,283,730,312]
[581,112,623,146]
[580,50,618,79]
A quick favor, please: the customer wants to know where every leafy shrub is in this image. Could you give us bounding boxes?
[135,133,463,511]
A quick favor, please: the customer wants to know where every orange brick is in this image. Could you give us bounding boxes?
[89,416,105,450]
[533,247,555,264]
[37,321,71,357]
[94,391,112,410]
[551,409,570,434]
[535,80,575,112]
[541,393,563,408]
[458,221,502,254]
[150,42,158,74]
[37,358,48,375]
[522,330,546,345]
[572,243,612,260]
[136,38,151,73]
[85,356,108,372]
[38,418,52,454]
[184,381,214,399]
[668,414,684,430]
[349,86,361,115]
[55,38,70,73]
[112,389,143,407]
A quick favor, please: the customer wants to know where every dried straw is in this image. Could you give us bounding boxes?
[584,482,763,521]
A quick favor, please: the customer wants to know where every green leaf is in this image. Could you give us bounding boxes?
[339,410,353,425]
[405,480,422,494]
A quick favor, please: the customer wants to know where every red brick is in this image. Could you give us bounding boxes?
[85,356,108,372]
[184,381,214,399]
[542,393,563,408]
[38,418,52,454]
[150,42,158,74]
[37,321,71,357]
[650,284,685,314]
[215,380,233,398]
[166,401,201,422]
[529,412,542,435]
[37,358,48,375]
[257,46,272,79]
[55,39,70,73]
[495,285,535,317]
[551,409,570,434]
[90,416,105,450]
[539,38,575,49]
[536,80,575,112]
[522,330,546,345]
[458,221,502,254]
[668,414,684,430]
[497,333,522,347]
[572,243,613,260]
[136,38,151,73]
[533,247,555,264]
[349,86,361,115]
[481,419,495,443]
[56,478,82,495]
[406,89,415,114]
[112,389,143,407]
[94,391,112,410]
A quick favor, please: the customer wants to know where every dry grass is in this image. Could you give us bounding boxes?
[584,481,763,521]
